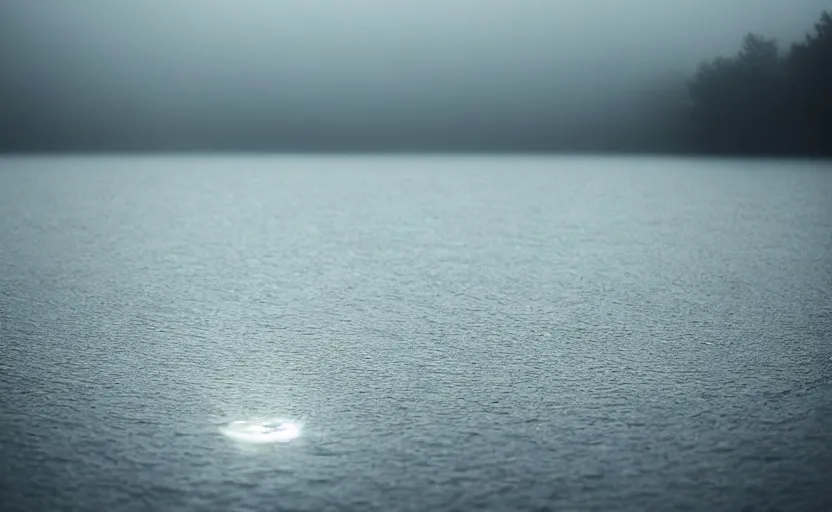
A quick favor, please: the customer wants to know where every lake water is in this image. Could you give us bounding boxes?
[1,156,831,512]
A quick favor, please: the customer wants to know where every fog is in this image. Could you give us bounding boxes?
[0,0,827,151]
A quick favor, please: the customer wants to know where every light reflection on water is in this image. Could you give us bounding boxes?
[220,419,303,444]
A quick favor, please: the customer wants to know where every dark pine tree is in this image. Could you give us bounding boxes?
[688,11,832,156]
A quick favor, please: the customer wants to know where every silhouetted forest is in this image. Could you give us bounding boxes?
[688,11,832,156]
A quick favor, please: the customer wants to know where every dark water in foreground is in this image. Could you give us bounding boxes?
[1,156,831,512]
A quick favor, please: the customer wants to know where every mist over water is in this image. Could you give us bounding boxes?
[0,1,829,151]
[2,1,831,510]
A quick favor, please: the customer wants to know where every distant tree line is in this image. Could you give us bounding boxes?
[688,11,832,156]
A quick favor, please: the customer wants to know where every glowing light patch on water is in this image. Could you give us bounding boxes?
[220,419,302,444]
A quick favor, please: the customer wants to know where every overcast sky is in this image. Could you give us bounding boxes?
[0,0,828,151]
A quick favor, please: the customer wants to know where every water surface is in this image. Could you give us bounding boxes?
[1,156,831,511]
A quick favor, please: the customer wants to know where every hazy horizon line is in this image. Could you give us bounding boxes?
[1,150,825,161]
